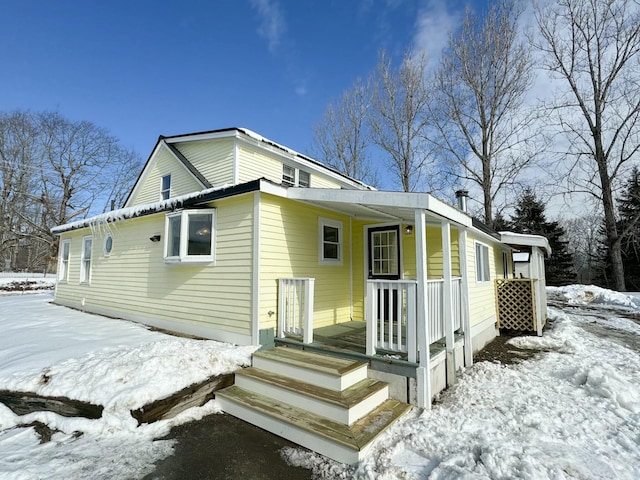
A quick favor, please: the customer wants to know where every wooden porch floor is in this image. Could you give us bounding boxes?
[281,321,449,363]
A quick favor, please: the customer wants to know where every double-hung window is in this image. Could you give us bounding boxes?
[319,218,342,265]
[161,174,171,200]
[475,242,491,283]
[80,236,92,283]
[164,209,215,264]
[59,239,70,282]
[282,165,310,187]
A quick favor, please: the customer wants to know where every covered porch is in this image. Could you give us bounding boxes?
[274,189,475,408]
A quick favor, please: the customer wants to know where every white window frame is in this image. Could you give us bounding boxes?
[160,174,171,200]
[282,164,310,187]
[318,217,343,265]
[59,239,70,282]
[103,234,113,257]
[475,241,491,283]
[80,236,93,284]
[164,209,216,265]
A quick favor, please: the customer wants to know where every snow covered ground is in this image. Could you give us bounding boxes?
[0,292,256,479]
[0,284,639,479]
[286,285,640,479]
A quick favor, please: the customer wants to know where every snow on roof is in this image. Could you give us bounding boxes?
[52,184,233,234]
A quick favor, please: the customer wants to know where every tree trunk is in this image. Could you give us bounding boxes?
[599,163,626,291]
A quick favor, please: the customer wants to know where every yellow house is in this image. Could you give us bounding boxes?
[52,128,549,412]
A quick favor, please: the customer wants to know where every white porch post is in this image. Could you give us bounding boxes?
[441,220,456,387]
[458,228,473,366]
[303,278,315,344]
[415,209,431,409]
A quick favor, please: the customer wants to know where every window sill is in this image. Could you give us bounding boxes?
[164,257,215,266]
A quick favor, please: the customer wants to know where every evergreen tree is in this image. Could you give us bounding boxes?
[509,188,576,286]
[613,167,640,290]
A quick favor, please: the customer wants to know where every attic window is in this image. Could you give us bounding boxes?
[282,165,310,187]
[164,209,215,264]
[161,174,171,200]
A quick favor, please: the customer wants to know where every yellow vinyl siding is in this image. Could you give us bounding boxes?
[237,145,283,184]
[308,174,343,189]
[174,139,235,186]
[466,234,501,326]
[55,194,255,338]
[259,194,352,332]
[128,147,202,206]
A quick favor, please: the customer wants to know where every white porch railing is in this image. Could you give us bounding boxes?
[366,280,418,362]
[366,277,463,362]
[278,277,315,344]
[426,278,463,341]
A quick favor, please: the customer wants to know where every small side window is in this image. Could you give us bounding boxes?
[318,217,343,265]
[475,242,490,283]
[104,234,113,257]
[282,165,295,187]
[161,174,171,200]
[59,239,70,282]
[80,236,93,283]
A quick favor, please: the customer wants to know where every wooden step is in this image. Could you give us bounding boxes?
[252,347,368,391]
[216,385,411,464]
[235,367,389,425]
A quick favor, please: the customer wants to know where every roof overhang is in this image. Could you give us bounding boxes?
[286,187,472,227]
[500,231,552,255]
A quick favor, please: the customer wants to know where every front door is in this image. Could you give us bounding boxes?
[368,225,401,280]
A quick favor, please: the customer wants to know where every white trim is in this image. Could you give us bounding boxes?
[500,231,552,255]
[80,235,93,284]
[349,217,353,321]
[52,298,253,344]
[441,220,456,387]
[252,191,261,346]
[474,241,491,284]
[160,173,171,201]
[458,228,473,367]
[288,188,471,227]
[164,209,216,264]
[233,141,240,185]
[318,217,343,265]
[414,209,431,409]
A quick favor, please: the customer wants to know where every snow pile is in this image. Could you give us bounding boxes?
[0,276,56,295]
[0,294,256,479]
[548,284,640,310]
[288,288,640,479]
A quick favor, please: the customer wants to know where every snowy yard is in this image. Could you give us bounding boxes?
[0,285,639,479]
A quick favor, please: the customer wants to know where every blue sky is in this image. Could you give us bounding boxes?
[1,0,472,161]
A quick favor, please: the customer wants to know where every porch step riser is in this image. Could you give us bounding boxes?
[217,396,368,464]
[235,374,389,425]
[252,356,368,391]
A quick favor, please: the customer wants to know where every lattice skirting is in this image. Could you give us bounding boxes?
[495,279,537,331]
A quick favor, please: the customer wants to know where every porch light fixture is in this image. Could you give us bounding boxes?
[404,225,414,235]
[150,234,161,243]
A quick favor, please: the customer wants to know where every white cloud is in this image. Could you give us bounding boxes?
[413,0,461,66]
[250,0,286,54]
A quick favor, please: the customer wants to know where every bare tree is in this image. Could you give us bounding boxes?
[534,0,640,291]
[0,111,42,270]
[369,49,438,192]
[433,0,537,226]
[312,78,377,186]
[0,110,142,271]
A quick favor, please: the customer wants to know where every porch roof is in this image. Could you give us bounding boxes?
[499,231,552,255]
[286,188,472,227]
